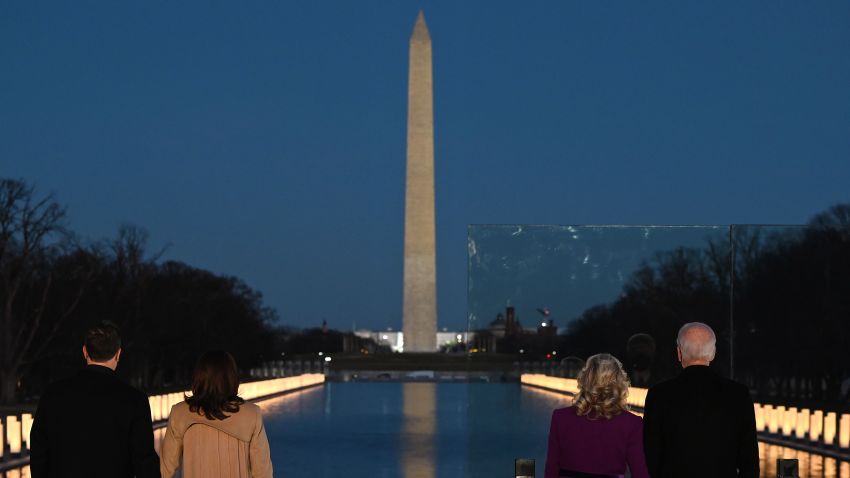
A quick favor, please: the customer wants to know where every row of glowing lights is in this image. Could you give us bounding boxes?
[520,374,850,449]
[0,373,325,458]
[755,405,850,448]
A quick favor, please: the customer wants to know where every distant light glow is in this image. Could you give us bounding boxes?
[521,374,647,409]
[456,334,462,341]
[324,356,332,363]
[382,334,389,340]
[318,352,323,356]
[541,322,547,327]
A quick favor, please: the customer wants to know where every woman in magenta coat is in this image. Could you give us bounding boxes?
[544,353,650,478]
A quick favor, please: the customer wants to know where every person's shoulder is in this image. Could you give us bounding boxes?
[613,409,644,427]
[38,371,90,404]
[111,377,149,402]
[647,376,678,397]
[166,400,193,426]
[42,374,75,395]
[170,400,190,416]
[717,376,752,400]
[551,406,577,420]
[83,367,140,394]
[718,375,748,390]
[239,401,262,419]
[36,376,72,409]
[95,375,152,414]
[230,401,264,435]
[621,409,643,422]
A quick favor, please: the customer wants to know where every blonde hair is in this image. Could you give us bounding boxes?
[573,353,630,419]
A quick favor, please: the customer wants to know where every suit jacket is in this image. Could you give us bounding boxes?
[545,406,649,478]
[30,364,161,478]
[643,365,759,478]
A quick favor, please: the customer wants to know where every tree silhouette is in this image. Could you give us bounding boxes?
[0,179,94,404]
[1,178,280,403]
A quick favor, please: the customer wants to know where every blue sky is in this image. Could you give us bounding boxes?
[2,1,849,331]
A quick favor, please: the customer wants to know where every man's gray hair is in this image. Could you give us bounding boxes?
[677,322,716,362]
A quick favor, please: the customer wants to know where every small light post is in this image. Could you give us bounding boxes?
[515,458,534,478]
[777,458,799,478]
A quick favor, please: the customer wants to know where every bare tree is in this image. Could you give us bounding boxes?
[0,178,82,404]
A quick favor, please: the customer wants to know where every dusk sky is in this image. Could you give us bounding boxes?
[2,2,849,332]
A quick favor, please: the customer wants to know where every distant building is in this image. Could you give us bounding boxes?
[537,319,557,337]
[355,329,404,353]
[489,313,506,338]
[505,306,520,336]
[354,329,474,353]
[436,330,474,350]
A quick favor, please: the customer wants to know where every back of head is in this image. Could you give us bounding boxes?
[677,322,716,365]
[186,351,245,420]
[573,353,630,419]
[84,321,121,362]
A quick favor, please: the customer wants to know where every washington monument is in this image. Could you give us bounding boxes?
[402,11,437,352]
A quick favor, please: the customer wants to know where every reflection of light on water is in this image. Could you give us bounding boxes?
[758,442,850,477]
[756,440,850,477]
[254,384,324,414]
[1,466,31,478]
[523,384,574,404]
[523,385,645,418]
[151,386,323,456]
[403,382,435,478]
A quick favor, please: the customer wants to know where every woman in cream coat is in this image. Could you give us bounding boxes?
[160,351,273,478]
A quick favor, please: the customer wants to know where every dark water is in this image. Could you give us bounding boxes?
[257,382,850,478]
[259,382,555,477]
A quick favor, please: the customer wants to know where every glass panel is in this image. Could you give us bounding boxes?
[468,221,850,476]
[731,224,849,408]
[468,225,731,386]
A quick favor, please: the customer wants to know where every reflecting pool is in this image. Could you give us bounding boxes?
[4,383,848,477]
[253,383,850,478]
[259,382,555,477]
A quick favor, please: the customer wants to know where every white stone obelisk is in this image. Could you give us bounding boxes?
[402,11,437,352]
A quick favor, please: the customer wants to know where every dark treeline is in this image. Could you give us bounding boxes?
[1,179,277,404]
[560,204,850,408]
[274,326,391,356]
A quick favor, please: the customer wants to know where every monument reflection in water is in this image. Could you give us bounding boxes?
[402,383,436,478]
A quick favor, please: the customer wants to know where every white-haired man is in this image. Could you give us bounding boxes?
[643,322,759,478]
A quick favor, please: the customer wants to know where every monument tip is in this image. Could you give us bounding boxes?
[411,10,430,42]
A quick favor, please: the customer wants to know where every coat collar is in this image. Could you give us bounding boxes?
[84,364,116,375]
[680,364,714,378]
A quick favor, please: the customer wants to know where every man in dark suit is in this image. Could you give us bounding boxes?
[30,321,160,478]
[643,322,759,478]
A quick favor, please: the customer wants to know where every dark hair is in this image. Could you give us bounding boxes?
[84,321,121,361]
[186,351,245,420]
